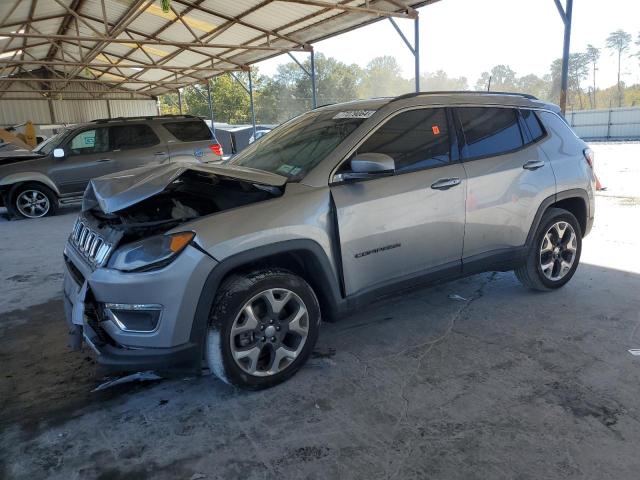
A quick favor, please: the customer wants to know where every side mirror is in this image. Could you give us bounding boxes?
[53,148,65,159]
[351,153,395,173]
[334,153,395,182]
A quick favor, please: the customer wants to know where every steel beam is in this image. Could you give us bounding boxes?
[556,0,573,115]
[1,33,311,52]
[0,59,245,73]
[248,70,256,137]
[310,49,317,108]
[205,80,214,129]
[279,0,418,19]
[388,15,420,92]
[414,17,420,92]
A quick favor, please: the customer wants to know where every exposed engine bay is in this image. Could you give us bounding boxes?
[89,169,283,241]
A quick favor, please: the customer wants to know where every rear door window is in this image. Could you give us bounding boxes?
[110,124,159,150]
[67,128,109,155]
[456,107,523,159]
[162,121,212,142]
[356,108,450,173]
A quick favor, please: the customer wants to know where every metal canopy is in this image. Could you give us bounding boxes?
[0,0,436,99]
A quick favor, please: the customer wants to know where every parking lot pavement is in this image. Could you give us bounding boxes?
[2,144,640,480]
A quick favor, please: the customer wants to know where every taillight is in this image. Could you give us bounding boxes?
[583,148,594,168]
[209,143,223,156]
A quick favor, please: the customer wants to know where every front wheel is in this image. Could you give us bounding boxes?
[515,208,582,291]
[10,183,58,219]
[205,269,321,390]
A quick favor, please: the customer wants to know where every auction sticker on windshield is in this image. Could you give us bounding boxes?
[333,110,376,119]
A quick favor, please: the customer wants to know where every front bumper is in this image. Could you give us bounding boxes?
[63,239,217,373]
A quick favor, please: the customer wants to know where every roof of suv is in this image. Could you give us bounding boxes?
[318,91,558,113]
[64,114,208,132]
[89,114,202,125]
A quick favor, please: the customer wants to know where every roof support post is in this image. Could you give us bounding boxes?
[287,50,317,108]
[555,0,573,115]
[229,72,257,135]
[248,69,256,137]
[388,16,420,92]
[177,89,183,114]
[310,49,317,109]
[205,79,214,131]
[414,17,420,92]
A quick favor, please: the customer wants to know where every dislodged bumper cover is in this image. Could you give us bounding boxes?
[82,161,287,214]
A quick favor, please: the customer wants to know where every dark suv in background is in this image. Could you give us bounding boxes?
[0,115,222,219]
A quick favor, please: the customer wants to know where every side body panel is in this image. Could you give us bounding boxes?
[183,184,339,279]
[537,111,595,227]
[461,142,556,257]
[331,164,466,295]
[109,124,169,171]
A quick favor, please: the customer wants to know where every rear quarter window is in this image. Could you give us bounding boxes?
[521,109,545,142]
[162,121,212,142]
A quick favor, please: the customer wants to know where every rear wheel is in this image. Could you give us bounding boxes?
[515,208,582,291]
[10,183,58,219]
[205,269,321,389]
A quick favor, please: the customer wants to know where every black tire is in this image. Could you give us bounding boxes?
[9,182,58,219]
[515,207,582,291]
[205,268,321,390]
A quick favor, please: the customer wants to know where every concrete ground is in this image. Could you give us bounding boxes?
[1,143,640,480]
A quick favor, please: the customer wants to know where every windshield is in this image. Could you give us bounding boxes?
[34,130,68,155]
[229,109,373,180]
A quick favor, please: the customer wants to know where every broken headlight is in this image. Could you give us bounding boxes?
[108,231,195,272]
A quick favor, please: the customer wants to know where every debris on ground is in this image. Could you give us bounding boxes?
[448,294,468,301]
[92,371,162,392]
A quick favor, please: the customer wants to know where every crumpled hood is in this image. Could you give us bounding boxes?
[82,161,287,214]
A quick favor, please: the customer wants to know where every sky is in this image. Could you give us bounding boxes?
[256,0,640,88]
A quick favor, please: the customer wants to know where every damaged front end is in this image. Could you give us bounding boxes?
[83,162,286,245]
[63,162,286,373]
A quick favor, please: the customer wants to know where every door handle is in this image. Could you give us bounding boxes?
[154,151,167,156]
[431,177,461,190]
[96,158,112,163]
[523,160,545,171]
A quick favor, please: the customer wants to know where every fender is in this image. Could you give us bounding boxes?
[0,172,61,196]
[188,239,344,365]
[525,188,590,247]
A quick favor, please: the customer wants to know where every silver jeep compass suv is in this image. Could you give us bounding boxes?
[62,92,595,389]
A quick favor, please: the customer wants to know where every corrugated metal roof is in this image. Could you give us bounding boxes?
[0,0,435,98]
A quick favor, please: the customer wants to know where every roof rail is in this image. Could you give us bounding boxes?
[90,114,197,124]
[393,91,539,102]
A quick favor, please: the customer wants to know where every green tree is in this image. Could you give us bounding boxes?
[606,29,632,107]
[568,53,590,109]
[359,56,411,98]
[475,65,517,91]
[585,44,600,108]
[420,70,468,91]
[158,91,180,115]
[210,74,251,124]
[517,74,550,100]
[550,54,589,109]
[181,84,210,118]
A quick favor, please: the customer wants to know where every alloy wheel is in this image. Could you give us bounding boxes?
[229,288,309,377]
[539,221,578,281]
[16,190,50,218]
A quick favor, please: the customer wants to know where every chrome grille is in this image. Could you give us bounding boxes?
[71,219,113,266]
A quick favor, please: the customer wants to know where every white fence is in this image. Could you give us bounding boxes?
[566,107,640,140]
